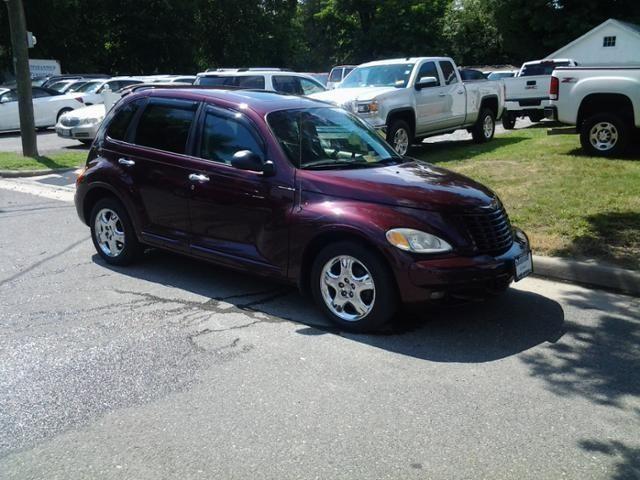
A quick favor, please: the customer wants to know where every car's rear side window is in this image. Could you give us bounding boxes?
[134,102,196,154]
[273,75,302,95]
[106,99,143,141]
[329,68,342,82]
[439,61,458,85]
[196,76,232,87]
[200,112,262,165]
[234,76,265,89]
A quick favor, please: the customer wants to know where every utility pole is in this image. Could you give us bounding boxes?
[4,0,38,157]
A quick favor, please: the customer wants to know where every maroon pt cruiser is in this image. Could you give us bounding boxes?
[75,88,533,331]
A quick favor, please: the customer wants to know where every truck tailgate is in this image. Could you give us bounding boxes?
[504,75,551,105]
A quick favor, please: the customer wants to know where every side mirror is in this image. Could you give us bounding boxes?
[415,76,438,90]
[231,150,275,176]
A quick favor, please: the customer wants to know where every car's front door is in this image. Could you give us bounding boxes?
[413,61,448,134]
[107,97,197,251]
[186,105,294,276]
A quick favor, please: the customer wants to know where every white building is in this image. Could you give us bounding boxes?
[546,18,640,66]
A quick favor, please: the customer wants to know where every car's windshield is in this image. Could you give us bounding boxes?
[267,107,402,170]
[339,63,414,89]
[74,80,103,93]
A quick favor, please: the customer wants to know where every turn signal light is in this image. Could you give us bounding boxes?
[549,76,559,100]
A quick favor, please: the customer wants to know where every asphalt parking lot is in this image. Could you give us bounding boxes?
[0,178,638,479]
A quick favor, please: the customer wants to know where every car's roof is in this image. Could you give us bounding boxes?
[131,88,330,116]
[357,57,452,68]
[197,70,312,78]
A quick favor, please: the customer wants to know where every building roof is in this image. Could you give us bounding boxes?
[547,18,640,58]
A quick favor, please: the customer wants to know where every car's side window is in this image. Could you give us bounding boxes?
[417,61,441,87]
[200,111,263,165]
[32,88,52,98]
[234,76,265,89]
[106,99,144,141]
[329,68,342,82]
[1,91,18,102]
[273,75,302,95]
[439,61,458,85]
[299,77,325,95]
[134,101,196,154]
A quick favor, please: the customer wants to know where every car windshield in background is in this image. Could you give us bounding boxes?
[521,61,570,76]
[74,81,103,93]
[487,72,515,80]
[339,64,414,88]
[268,107,401,170]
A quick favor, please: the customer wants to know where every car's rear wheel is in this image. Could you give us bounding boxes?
[580,113,629,157]
[311,241,397,332]
[386,119,412,156]
[90,197,142,266]
[502,111,516,129]
[472,108,495,143]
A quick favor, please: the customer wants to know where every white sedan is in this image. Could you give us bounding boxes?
[0,87,84,132]
[55,103,106,144]
[71,77,144,105]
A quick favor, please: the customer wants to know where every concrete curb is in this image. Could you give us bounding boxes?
[0,167,78,178]
[533,255,640,296]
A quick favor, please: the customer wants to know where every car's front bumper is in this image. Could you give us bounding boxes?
[56,123,99,141]
[396,229,532,303]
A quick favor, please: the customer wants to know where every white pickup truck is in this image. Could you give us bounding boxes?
[501,58,577,129]
[308,57,505,155]
[545,67,640,156]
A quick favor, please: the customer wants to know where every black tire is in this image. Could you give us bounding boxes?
[580,113,629,157]
[528,111,545,123]
[502,111,516,130]
[56,108,73,122]
[90,197,142,266]
[472,108,496,143]
[310,241,398,332]
[386,119,412,156]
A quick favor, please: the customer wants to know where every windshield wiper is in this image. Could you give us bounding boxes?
[302,159,379,170]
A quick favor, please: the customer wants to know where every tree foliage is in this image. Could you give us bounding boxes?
[1,0,639,79]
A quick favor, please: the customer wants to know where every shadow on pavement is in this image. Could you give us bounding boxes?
[579,439,640,480]
[94,249,566,364]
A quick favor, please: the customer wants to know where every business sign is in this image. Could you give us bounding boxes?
[28,59,61,77]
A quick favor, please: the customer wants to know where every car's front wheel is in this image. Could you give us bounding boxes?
[90,197,142,266]
[386,119,412,156]
[311,241,397,332]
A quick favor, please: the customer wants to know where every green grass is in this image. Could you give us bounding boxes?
[0,151,86,171]
[414,125,640,270]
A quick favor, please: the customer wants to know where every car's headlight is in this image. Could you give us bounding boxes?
[79,117,101,125]
[386,228,452,253]
[357,101,378,113]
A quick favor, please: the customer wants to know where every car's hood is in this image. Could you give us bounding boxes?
[63,103,105,119]
[309,86,398,105]
[298,160,497,211]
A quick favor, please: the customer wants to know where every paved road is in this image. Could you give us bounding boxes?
[1,177,638,480]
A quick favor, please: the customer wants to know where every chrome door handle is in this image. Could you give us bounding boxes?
[118,158,135,167]
[189,173,210,182]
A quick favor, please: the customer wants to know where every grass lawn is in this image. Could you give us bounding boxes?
[414,125,640,270]
[0,151,86,171]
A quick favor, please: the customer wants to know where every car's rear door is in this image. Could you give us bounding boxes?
[437,60,466,128]
[413,60,448,133]
[185,104,294,276]
[0,90,19,131]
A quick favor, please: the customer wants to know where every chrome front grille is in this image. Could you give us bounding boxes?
[459,204,513,255]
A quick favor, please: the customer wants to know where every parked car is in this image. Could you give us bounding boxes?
[309,57,505,155]
[545,66,640,156]
[74,89,532,332]
[150,75,197,84]
[41,74,110,89]
[55,103,105,144]
[502,58,577,129]
[308,72,329,86]
[0,87,83,132]
[487,70,517,81]
[194,69,326,95]
[327,65,356,89]
[72,77,144,105]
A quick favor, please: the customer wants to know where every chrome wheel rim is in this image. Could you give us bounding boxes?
[320,255,376,322]
[483,114,494,138]
[589,122,618,151]
[95,208,125,257]
[393,128,409,156]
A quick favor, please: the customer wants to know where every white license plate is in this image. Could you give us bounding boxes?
[514,252,533,281]
[60,129,71,137]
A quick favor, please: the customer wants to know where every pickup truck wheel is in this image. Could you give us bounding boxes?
[580,113,629,157]
[311,241,398,332]
[387,119,412,156]
[502,111,516,130]
[472,108,495,143]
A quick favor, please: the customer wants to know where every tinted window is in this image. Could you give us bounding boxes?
[235,75,265,89]
[273,75,301,95]
[439,61,458,85]
[416,62,440,87]
[459,69,485,81]
[0,90,18,102]
[32,88,53,98]
[134,102,196,153]
[300,77,325,95]
[200,112,262,165]
[343,67,354,78]
[106,99,143,141]
[329,68,343,82]
[175,77,195,84]
[521,61,569,76]
[195,76,231,87]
